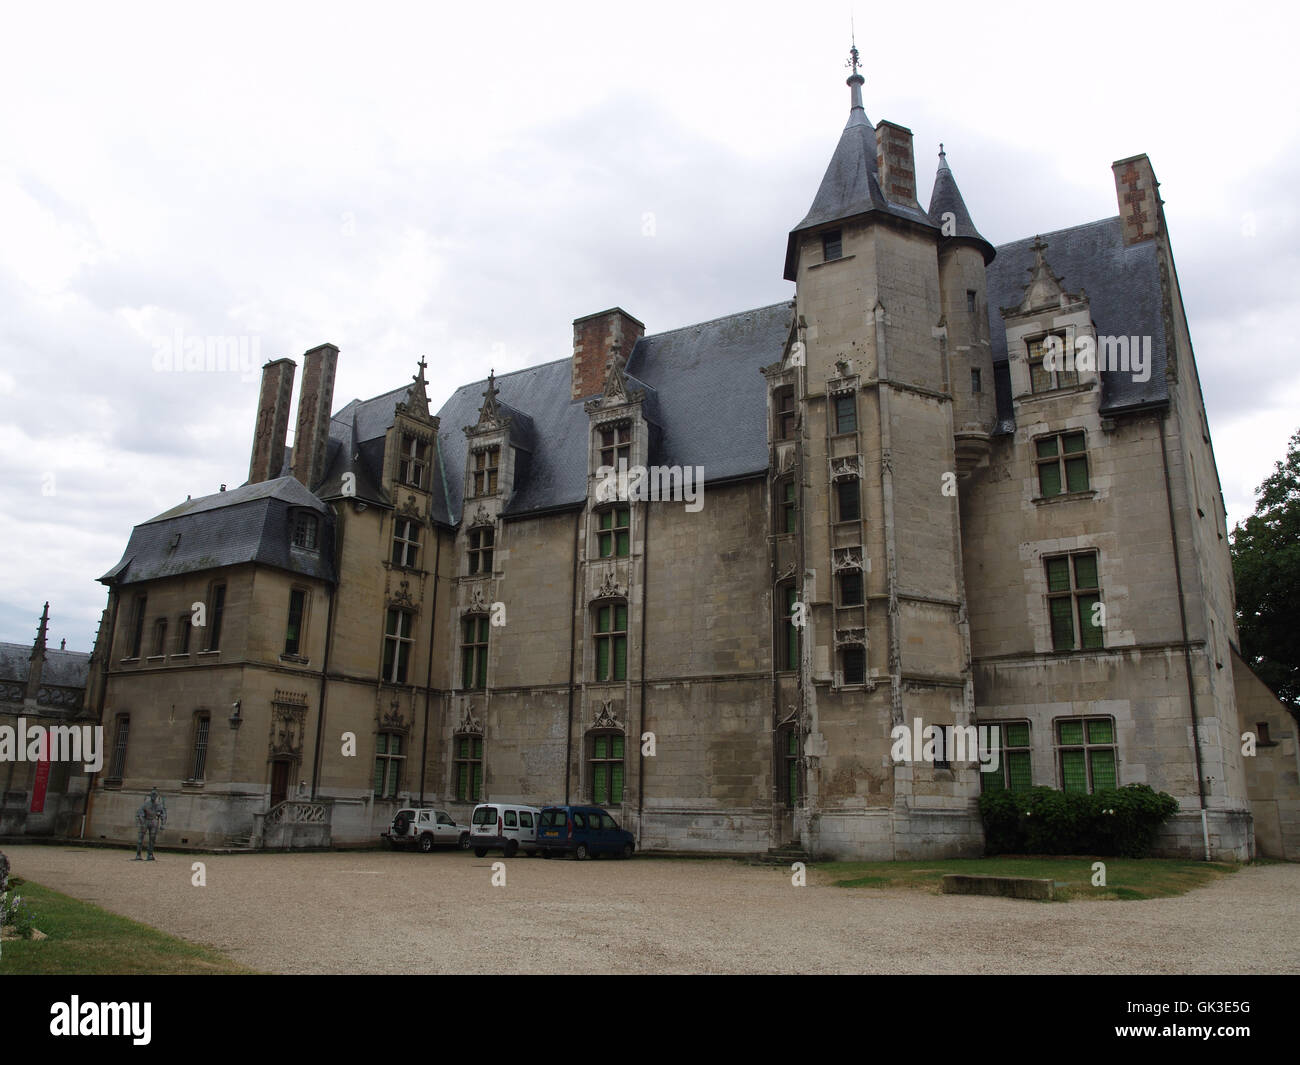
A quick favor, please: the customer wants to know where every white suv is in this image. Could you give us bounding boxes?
[469,803,542,857]
[384,808,471,852]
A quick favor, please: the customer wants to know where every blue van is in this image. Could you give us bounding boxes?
[536,805,635,860]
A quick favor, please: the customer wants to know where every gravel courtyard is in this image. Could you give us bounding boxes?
[6,845,1298,974]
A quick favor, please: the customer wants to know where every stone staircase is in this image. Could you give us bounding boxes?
[759,841,811,864]
[224,834,254,850]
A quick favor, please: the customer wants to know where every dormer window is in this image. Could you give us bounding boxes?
[1027,334,1078,393]
[596,506,630,558]
[292,512,319,550]
[398,434,428,490]
[598,425,631,471]
[823,229,842,262]
[471,448,499,496]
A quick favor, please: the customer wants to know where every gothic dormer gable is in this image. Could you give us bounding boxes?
[1002,236,1085,318]
[583,341,645,415]
[465,370,512,436]
[394,357,436,425]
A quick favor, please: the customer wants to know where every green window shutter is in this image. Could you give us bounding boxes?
[597,639,609,680]
[1061,750,1088,793]
[1073,553,1098,590]
[611,764,624,803]
[788,760,799,802]
[373,757,385,795]
[593,764,607,805]
[1039,462,1062,496]
[1058,721,1085,746]
[593,735,607,759]
[599,533,612,558]
[456,765,466,801]
[597,605,610,633]
[1062,432,1085,454]
[599,511,612,531]
[1004,722,1030,747]
[462,648,473,688]
[472,765,482,801]
[616,531,629,556]
[1007,751,1032,791]
[1036,436,1059,458]
[981,763,1005,792]
[615,604,628,631]
[1049,597,1075,649]
[1090,749,1117,790]
[612,735,625,759]
[785,621,797,669]
[614,635,627,680]
[1065,456,1089,493]
[1087,719,1114,744]
[1078,594,1103,648]
[476,648,487,688]
[1046,557,1071,592]
[473,738,483,759]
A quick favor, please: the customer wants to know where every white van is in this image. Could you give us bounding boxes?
[469,802,542,857]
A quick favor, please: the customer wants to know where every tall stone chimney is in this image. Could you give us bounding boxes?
[1112,154,1161,246]
[875,120,918,207]
[291,343,339,491]
[248,357,297,484]
[572,309,645,400]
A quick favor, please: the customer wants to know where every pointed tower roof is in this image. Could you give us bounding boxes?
[784,47,936,280]
[928,145,995,265]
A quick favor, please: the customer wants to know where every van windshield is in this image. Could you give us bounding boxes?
[540,810,567,828]
[472,807,497,825]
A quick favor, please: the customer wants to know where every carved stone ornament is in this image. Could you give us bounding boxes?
[584,340,644,413]
[380,702,410,733]
[830,455,862,481]
[833,547,863,572]
[458,706,483,735]
[834,627,866,648]
[593,570,625,601]
[469,503,494,527]
[268,693,308,759]
[466,584,491,614]
[390,579,415,608]
[592,700,622,730]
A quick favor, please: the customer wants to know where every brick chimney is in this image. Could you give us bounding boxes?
[875,120,918,207]
[1112,154,1161,246]
[291,343,339,491]
[248,357,297,484]
[572,309,645,400]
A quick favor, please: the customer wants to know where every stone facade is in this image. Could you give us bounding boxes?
[76,62,1290,861]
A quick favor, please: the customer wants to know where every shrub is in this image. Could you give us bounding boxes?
[979,784,1179,857]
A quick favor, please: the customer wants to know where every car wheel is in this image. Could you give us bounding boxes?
[419,834,435,853]
[574,843,588,861]
[505,839,519,858]
[474,848,488,858]
[621,843,634,860]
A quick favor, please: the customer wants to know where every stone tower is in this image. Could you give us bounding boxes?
[771,48,983,856]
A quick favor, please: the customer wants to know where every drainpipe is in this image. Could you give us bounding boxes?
[310,505,342,800]
[564,508,581,804]
[1159,414,1211,861]
[637,503,650,836]
[418,529,443,806]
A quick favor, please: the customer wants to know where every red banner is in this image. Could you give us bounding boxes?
[30,731,49,813]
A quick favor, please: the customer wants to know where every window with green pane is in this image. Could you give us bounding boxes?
[383,608,414,683]
[1046,551,1103,651]
[454,734,483,802]
[590,732,625,805]
[781,584,799,670]
[981,721,1032,792]
[834,394,857,434]
[461,615,489,689]
[782,728,799,805]
[1037,431,1090,497]
[594,602,628,681]
[1056,717,1117,793]
[597,507,630,558]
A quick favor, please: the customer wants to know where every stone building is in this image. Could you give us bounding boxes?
[82,57,1297,859]
[0,604,97,837]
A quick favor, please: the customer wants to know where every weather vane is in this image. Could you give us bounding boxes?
[846,15,861,75]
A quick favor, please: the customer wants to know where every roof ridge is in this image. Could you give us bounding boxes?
[996,215,1121,251]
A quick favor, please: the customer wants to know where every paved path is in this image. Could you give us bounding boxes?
[5,846,1298,974]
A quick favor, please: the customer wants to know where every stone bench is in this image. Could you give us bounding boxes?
[940,873,1055,900]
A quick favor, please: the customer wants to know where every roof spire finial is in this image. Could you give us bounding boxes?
[845,30,865,116]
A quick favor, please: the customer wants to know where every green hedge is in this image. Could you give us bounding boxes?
[979,784,1179,857]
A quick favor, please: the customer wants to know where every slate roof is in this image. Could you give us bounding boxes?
[431,302,795,521]
[784,100,936,280]
[0,643,90,689]
[985,216,1170,425]
[927,149,995,265]
[100,477,335,587]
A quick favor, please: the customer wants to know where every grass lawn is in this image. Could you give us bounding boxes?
[0,879,255,974]
[815,856,1241,901]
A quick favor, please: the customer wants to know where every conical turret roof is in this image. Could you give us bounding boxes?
[927,145,995,264]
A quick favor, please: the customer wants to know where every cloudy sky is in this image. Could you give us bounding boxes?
[1,1,1296,652]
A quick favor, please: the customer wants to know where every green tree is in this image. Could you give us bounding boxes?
[1230,427,1300,720]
